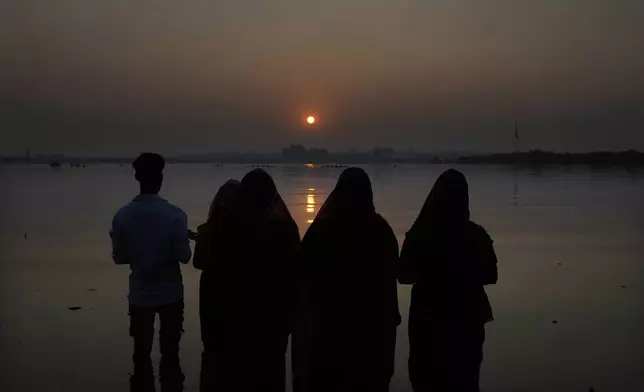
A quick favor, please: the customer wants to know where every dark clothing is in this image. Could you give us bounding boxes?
[196,170,300,392]
[192,179,242,391]
[399,169,497,392]
[299,168,401,392]
[400,223,495,392]
[195,220,222,392]
[197,272,216,392]
[408,320,484,392]
[129,300,185,392]
[409,169,471,227]
[400,222,497,323]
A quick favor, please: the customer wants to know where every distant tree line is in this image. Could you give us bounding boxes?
[457,149,644,166]
[2,147,643,166]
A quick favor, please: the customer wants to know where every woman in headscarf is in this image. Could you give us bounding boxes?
[299,167,400,392]
[203,168,300,391]
[192,179,241,391]
[399,169,498,392]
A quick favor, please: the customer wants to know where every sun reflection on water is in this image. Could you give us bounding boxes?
[306,192,316,222]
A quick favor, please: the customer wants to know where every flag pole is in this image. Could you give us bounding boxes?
[512,121,519,205]
[513,121,519,153]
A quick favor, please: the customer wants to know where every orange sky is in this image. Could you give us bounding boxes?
[1,0,643,154]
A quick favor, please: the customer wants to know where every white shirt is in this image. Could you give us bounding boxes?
[111,194,192,306]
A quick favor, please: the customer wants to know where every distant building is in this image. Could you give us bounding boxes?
[372,147,395,160]
[281,144,330,162]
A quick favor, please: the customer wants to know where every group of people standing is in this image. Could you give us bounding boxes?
[111,153,498,392]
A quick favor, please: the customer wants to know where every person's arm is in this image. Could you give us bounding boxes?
[379,217,400,281]
[110,214,129,265]
[192,223,210,270]
[172,211,193,264]
[480,231,498,285]
[398,231,420,284]
[380,218,402,326]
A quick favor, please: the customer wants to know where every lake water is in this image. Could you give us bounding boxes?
[1,163,644,392]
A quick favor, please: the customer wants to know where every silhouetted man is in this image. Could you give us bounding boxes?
[111,153,192,392]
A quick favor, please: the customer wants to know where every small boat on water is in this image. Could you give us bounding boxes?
[49,161,62,168]
[320,164,347,168]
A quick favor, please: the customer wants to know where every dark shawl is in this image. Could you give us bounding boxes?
[314,167,376,219]
[303,168,399,322]
[199,169,299,323]
[200,169,300,390]
[399,169,497,323]
[223,168,300,317]
[193,179,241,271]
[299,167,400,390]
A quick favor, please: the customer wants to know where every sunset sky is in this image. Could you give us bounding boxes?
[1,0,643,155]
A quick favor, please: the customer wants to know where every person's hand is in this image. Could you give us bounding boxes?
[188,229,199,241]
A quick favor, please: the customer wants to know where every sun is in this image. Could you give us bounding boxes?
[306,116,316,125]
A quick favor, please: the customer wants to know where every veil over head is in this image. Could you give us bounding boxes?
[409,169,470,234]
[315,167,376,221]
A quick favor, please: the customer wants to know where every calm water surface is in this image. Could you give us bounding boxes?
[1,164,644,392]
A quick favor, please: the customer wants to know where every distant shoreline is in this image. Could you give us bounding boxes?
[2,150,643,166]
[456,150,644,166]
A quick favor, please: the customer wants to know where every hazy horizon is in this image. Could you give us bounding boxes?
[2,0,643,156]
[4,146,644,160]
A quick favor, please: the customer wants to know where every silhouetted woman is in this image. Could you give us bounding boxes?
[299,167,401,392]
[193,179,241,391]
[399,169,498,392]
[199,169,300,391]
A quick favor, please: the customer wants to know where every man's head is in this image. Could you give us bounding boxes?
[133,153,165,194]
